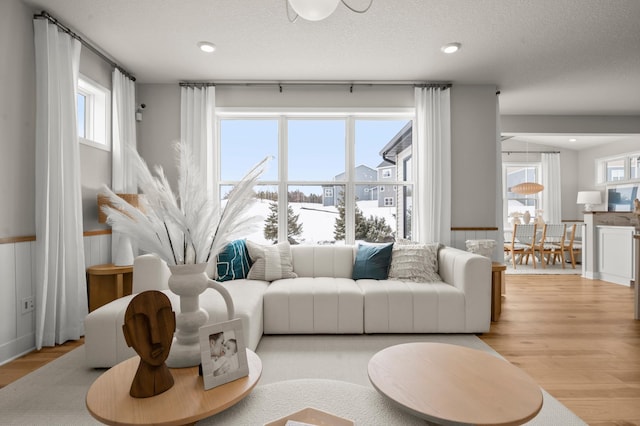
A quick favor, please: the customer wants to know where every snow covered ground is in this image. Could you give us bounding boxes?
[241,199,397,245]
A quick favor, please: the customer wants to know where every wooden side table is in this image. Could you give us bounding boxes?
[86,349,262,425]
[87,264,133,312]
[491,262,507,321]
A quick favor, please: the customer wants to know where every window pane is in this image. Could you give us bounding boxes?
[606,158,625,181]
[354,184,405,243]
[631,156,640,180]
[286,185,338,245]
[355,120,412,182]
[401,185,413,240]
[77,93,86,138]
[288,120,345,181]
[220,120,278,181]
[505,165,539,225]
[221,184,276,245]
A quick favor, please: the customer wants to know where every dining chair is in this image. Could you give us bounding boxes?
[534,224,566,269]
[504,223,537,269]
[562,223,583,269]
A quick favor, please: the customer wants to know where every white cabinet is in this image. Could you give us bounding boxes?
[596,226,636,286]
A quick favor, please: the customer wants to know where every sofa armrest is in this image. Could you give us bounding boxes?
[132,254,171,293]
[437,246,491,332]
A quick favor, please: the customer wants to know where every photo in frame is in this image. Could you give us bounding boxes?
[199,318,249,390]
[606,183,640,212]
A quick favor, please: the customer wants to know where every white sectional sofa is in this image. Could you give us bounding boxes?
[84,244,491,368]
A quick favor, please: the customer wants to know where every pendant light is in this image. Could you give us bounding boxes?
[287,0,373,22]
[511,141,544,195]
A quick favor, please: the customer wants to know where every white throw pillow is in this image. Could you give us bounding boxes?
[388,242,442,283]
[246,241,297,282]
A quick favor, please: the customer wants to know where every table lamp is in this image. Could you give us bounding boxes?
[576,191,601,212]
[98,193,140,266]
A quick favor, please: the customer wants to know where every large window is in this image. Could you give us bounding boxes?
[77,75,110,150]
[218,113,414,245]
[503,164,541,227]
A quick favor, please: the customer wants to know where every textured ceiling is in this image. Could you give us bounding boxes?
[21,0,640,133]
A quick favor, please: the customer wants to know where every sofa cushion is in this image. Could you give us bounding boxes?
[352,242,393,280]
[246,241,297,281]
[290,245,354,278]
[357,279,465,333]
[388,242,442,283]
[216,239,252,282]
[263,277,363,334]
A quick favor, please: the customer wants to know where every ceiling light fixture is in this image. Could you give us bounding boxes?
[511,141,544,195]
[287,0,373,22]
[569,138,577,142]
[441,42,461,54]
[197,41,216,53]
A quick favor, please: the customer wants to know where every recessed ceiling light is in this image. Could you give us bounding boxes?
[441,42,461,54]
[197,41,216,53]
[569,138,577,142]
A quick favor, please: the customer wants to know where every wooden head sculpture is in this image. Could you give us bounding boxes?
[122,290,176,398]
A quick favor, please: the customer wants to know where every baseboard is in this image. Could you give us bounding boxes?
[0,333,35,366]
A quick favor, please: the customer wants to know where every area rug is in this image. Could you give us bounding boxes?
[0,334,586,425]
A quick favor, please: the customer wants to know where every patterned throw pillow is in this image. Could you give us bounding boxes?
[387,242,442,283]
[216,239,252,282]
[352,242,394,280]
[246,241,297,282]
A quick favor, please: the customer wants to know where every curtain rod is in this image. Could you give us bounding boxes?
[502,150,561,154]
[179,81,451,91]
[34,11,136,82]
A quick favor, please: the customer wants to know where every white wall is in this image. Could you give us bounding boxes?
[0,0,36,238]
[450,85,498,227]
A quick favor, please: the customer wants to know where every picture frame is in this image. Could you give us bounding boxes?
[606,183,640,212]
[199,318,249,390]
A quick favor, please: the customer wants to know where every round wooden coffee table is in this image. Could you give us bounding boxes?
[368,343,543,425]
[86,349,261,425]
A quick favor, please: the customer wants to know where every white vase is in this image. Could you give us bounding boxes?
[166,263,235,368]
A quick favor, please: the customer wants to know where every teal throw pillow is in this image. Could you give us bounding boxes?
[216,239,252,282]
[352,242,394,280]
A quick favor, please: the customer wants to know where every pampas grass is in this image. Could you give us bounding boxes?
[101,142,270,265]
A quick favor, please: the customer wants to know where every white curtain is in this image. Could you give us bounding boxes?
[541,153,562,223]
[495,93,505,259]
[112,69,137,192]
[180,85,216,198]
[33,19,87,348]
[111,69,138,263]
[414,87,451,245]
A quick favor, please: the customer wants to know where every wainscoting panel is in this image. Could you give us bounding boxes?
[15,242,34,339]
[0,233,111,365]
[0,243,17,345]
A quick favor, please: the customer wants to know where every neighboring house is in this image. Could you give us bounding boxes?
[377,160,395,208]
[375,122,413,239]
[322,165,378,206]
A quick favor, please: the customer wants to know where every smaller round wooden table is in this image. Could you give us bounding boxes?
[368,343,543,426]
[86,349,261,426]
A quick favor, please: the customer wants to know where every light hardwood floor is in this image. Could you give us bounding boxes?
[0,274,639,425]
[0,338,83,388]
[479,274,640,426]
